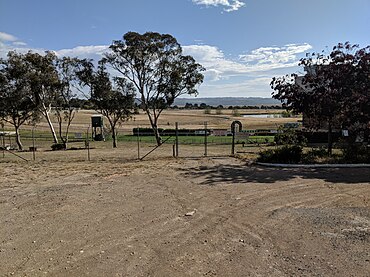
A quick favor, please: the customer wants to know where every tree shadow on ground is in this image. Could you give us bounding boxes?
[180,163,370,186]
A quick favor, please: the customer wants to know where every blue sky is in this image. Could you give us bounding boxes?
[0,0,369,98]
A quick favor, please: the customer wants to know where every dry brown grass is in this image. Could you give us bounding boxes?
[2,109,301,134]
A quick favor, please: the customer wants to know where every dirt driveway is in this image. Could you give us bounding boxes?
[0,157,369,276]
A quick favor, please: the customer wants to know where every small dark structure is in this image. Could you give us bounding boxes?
[91,115,105,141]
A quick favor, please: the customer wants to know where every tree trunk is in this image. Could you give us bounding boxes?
[14,126,23,151]
[57,118,67,149]
[45,110,58,144]
[152,124,162,146]
[41,103,58,144]
[327,119,333,156]
[146,112,162,146]
[111,125,117,148]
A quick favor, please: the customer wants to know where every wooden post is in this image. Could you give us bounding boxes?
[32,126,36,161]
[204,121,208,157]
[86,126,90,161]
[2,124,4,159]
[175,122,179,157]
[137,126,140,160]
[231,130,235,155]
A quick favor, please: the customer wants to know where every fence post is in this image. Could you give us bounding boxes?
[86,126,90,161]
[32,126,36,161]
[175,122,179,157]
[2,123,4,159]
[137,126,140,160]
[204,121,208,157]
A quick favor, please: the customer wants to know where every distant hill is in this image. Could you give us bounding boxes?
[174,97,280,107]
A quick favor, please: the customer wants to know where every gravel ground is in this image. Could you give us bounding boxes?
[0,156,369,276]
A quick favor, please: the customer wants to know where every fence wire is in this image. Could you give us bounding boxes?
[1,123,272,162]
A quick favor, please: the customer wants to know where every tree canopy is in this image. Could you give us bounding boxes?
[104,32,205,145]
[0,51,38,150]
[271,42,370,153]
[77,60,136,148]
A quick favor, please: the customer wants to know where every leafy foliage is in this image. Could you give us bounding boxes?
[104,32,205,145]
[257,145,303,164]
[341,144,370,163]
[23,51,61,143]
[77,60,135,148]
[274,126,306,146]
[0,51,39,150]
[54,56,86,147]
[271,42,370,155]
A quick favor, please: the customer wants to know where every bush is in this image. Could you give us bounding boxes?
[274,126,306,146]
[301,148,328,163]
[232,109,240,117]
[51,143,66,151]
[341,144,370,163]
[281,110,292,118]
[257,145,303,164]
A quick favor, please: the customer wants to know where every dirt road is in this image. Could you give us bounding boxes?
[1,157,369,276]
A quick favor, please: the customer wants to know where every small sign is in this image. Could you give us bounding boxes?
[75,132,83,139]
[342,130,349,137]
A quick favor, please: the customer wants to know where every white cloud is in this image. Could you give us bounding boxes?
[54,45,109,58]
[0,31,18,42]
[183,45,247,80]
[0,31,27,51]
[192,0,245,12]
[199,77,273,97]
[184,43,313,97]
[239,43,313,69]
[12,41,27,46]
[184,43,312,80]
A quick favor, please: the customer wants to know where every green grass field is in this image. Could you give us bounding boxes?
[116,134,274,145]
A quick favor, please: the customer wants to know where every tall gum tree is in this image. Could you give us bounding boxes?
[54,57,85,148]
[77,60,135,148]
[104,32,204,145]
[0,51,38,150]
[25,51,60,144]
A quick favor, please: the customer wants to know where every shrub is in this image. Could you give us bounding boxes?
[341,144,370,163]
[257,145,303,164]
[281,110,292,118]
[301,148,328,163]
[274,126,306,146]
[232,109,240,117]
[51,143,66,151]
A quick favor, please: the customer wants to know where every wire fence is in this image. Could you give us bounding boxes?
[0,122,274,162]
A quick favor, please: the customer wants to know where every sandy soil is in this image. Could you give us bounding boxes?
[1,157,369,276]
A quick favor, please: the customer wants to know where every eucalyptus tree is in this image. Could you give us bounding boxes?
[24,51,61,143]
[104,32,204,145]
[54,57,86,148]
[0,51,38,150]
[77,60,136,148]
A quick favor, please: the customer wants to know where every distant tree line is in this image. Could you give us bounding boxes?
[180,103,283,110]
[65,100,283,111]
